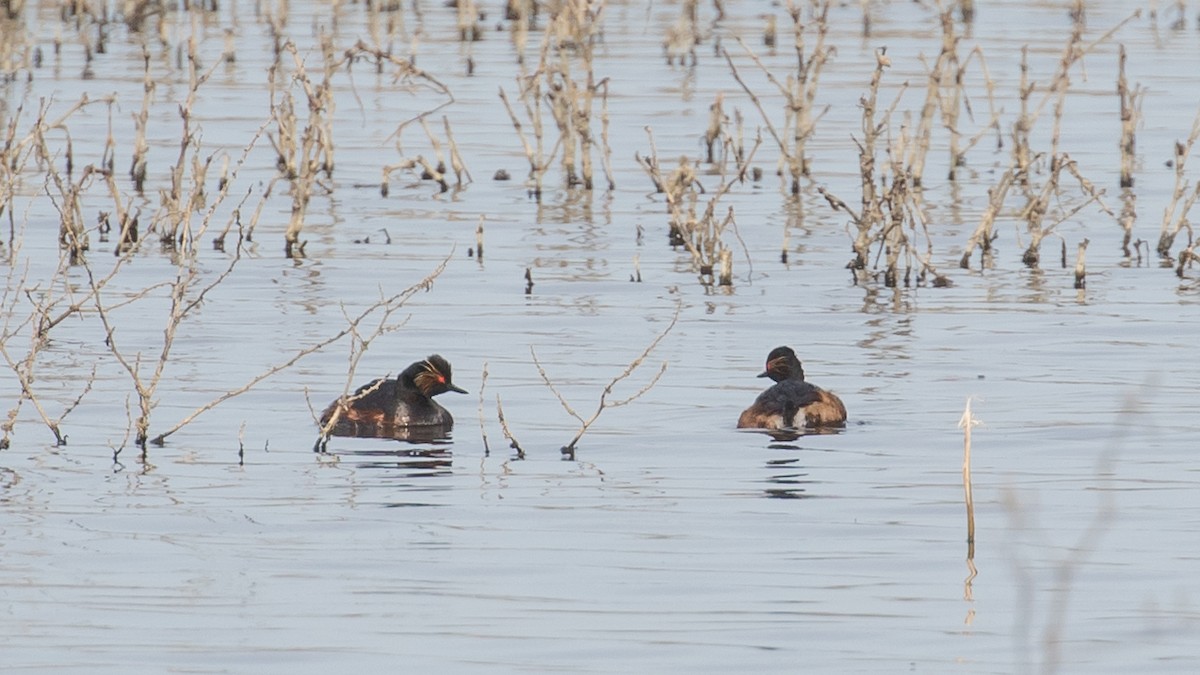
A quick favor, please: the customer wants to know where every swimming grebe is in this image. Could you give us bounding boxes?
[736,346,847,430]
[320,355,467,434]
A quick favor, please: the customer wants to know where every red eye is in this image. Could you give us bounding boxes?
[437,374,446,383]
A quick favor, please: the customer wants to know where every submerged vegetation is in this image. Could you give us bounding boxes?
[0,0,1195,456]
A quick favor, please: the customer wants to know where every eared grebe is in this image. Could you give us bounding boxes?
[320,355,467,435]
[736,346,847,430]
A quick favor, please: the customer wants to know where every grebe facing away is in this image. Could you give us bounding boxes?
[320,355,466,436]
[737,346,847,431]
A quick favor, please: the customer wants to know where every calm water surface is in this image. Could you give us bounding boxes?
[2,0,1200,672]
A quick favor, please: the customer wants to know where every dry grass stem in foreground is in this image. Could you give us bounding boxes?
[85,115,270,453]
[532,304,679,459]
[1005,391,1126,673]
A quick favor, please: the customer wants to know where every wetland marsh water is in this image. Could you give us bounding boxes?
[3,0,1200,671]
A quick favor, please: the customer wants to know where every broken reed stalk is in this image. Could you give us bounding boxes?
[1042,11,1140,169]
[725,0,832,194]
[958,398,977,558]
[498,84,551,198]
[381,116,471,194]
[274,38,336,257]
[533,303,679,459]
[826,48,946,287]
[1009,12,1136,190]
[130,45,153,193]
[704,92,726,164]
[908,7,958,186]
[960,167,1016,268]
[477,362,490,455]
[0,111,165,455]
[1116,45,1143,189]
[1074,238,1089,289]
[496,393,525,459]
[1118,189,1137,258]
[917,14,1001,183]
[1156,107,1200,259]
[880,130,913,287]
[313,377,389,452]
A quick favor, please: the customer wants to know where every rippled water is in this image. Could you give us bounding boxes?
[3,0,1200,671]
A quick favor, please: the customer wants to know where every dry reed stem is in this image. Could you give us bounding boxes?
[442,116,471,186]
[500,0,610,194]
[907,6,958,186]
[958,398,977,555]
[533,303,679,458]
[68,115,265,449]
[638,126,761,286]
[477,362,490,455]
[0,259,98,446]
[1073,238,1089,289]
[271,39,453,253]
[844,47,892,273]
[312,377,389,451]
[663,0,699,65]
[1156,107,1200,258]
[1008,8,1140,229]
[724,0,832,193]
[1019,155,1107,268]
[704,93,726,164]
[158,37,222,253]
[927,28,1001,181]
[26,95,118,261]
[496,393,525,459]
[498,85,548,193]
[960,167,1016,268]
[1116,45,1144,189]
[130,45,153,193]
[0,92,223,454]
